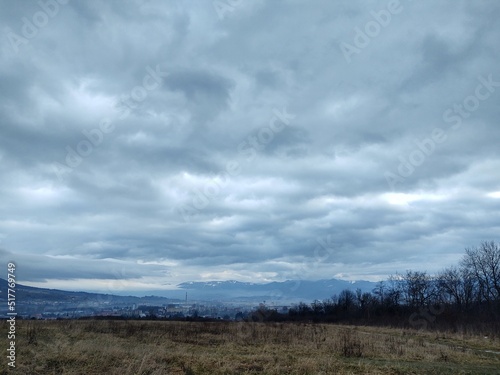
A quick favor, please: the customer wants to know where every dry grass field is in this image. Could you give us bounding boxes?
[2,319,500,374]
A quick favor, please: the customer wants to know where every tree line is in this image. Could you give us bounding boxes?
[248,241,500,336]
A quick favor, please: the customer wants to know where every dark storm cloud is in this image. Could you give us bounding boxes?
[164,69,234,118]
[0,0,499,292]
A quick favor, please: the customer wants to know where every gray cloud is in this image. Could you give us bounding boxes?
[0,0,499,293]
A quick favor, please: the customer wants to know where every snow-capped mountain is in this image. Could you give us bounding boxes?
[176,278,377,303]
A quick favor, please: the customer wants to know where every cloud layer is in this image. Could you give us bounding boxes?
[1,0,499,294]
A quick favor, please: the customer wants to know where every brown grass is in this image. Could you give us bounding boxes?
[1,319,500,374]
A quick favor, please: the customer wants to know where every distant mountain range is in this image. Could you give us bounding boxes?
[0,277,378,312]
[0,278,180,316]
[175,279,377,303]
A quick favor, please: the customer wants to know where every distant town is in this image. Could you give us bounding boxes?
[0,277,374,320]
[1,298,290,321]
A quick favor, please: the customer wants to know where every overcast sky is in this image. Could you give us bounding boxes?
[1,0,499,294]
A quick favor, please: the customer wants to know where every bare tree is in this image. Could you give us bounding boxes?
[385,274,403,307]
[400,270,437,308]
[461,241,500,303]
[437,266,476,310]
[372,281,385,304]
[337,289,357,311]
